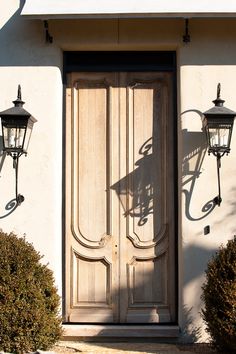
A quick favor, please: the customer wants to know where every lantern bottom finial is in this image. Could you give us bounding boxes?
[16,194,24,205]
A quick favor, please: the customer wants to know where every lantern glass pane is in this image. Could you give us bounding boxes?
[2,126,9,148]
[209,126,231,149]
[2,126,18,149]
[2,126,27,151]
[16,128,26,149]
[24,126,33,152]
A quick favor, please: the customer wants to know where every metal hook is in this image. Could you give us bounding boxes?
[183,19,191,44]
[44,21,53,44]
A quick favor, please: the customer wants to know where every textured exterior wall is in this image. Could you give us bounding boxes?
[179,20,236,341]
[0,0,63,291]
[1,0,236,342]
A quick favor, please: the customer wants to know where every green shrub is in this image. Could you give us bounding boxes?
[201,236,236,352]
[0,230,62,353]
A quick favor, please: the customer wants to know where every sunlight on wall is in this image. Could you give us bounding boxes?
[0,0,19,30]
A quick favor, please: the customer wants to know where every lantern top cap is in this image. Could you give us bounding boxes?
[204,83,236,116]
[12,85,25,108]
[212,83,225,107]
[0,85,37,122]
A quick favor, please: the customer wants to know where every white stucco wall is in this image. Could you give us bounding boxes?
[1,0,236,342]
[179,20,236,341]
[0,0,63,293]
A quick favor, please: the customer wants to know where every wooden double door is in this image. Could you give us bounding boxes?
[65,71,176,323]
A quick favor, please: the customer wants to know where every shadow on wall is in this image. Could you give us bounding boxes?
[65,245,219,341]
[66,136,218,337]
[179,305,202,343]
[111,137,156,228]
[181,110,217,221]
[179,244,219,342]
[184,244,218,286]
[0,0,61,67]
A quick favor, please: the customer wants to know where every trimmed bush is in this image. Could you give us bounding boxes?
[201,236,236,352]
[0,231,62,354]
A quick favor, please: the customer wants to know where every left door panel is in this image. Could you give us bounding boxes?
[65,73,120,322]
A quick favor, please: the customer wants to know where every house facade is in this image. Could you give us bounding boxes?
[1,0,236,341]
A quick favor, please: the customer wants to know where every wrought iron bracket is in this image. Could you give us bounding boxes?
[214,153,223,207]
[44,20,53,44]
[183,19,191,44]
[12,153,25,206]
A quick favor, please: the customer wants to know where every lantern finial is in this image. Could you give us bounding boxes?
[217,83,221,99]
[13,84,25,107]
[17,85,22,100]
[213,82,225,107]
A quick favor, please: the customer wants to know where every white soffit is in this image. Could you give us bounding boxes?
[21,0,236,19]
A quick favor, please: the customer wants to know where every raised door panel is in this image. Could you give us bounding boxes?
[76,82,109,243]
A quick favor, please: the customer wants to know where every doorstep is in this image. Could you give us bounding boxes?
[62,324,179,339]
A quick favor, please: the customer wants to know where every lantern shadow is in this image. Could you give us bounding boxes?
[182,119,217,221]
[111,137,156,227]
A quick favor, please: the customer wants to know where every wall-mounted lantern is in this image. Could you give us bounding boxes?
[0,85,37,205]
[203,83,236,206]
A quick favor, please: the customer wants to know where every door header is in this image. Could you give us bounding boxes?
[63,51,176,83]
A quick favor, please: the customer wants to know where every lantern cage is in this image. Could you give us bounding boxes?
[203,116,235,157]
[203,83,236,206]
[0,85,37,205]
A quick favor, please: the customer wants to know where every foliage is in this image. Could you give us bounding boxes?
[201,236,236,352]
[0,230,62,354]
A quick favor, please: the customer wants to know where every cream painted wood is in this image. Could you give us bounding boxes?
[65,72,176,323]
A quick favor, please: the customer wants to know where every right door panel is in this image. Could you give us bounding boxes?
[113,72,176,323]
